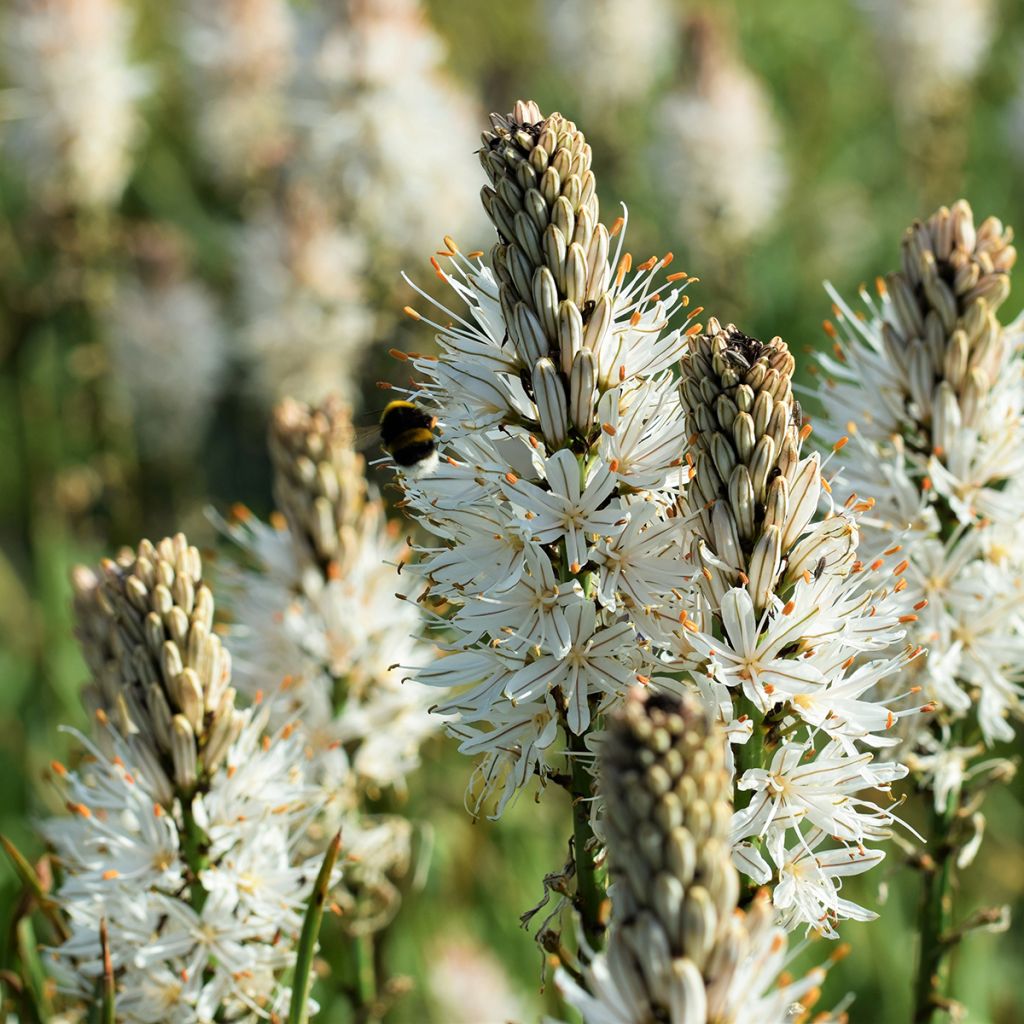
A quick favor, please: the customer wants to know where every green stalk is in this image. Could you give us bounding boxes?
[351,933,379,1023]
[567,724,604,951]
[289,831,342,1024]
[180,796,210,914]
[911,765,959,1022]
[99,919,116,1024]
[0,834,69,941]
[15,917,53,1022]
[733,694,765,812]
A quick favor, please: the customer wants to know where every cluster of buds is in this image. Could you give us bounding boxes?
[559,689,842,1023]
[679,322,835,615]
[72,535,244,801]
[268,394,368,575]
[481,99,609,445]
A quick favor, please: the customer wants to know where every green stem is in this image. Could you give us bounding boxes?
[351,932,379,1023]
[567,724,604,951]
[99,919,116,1024]
[289,831,342,1024]
[911,775,959,1022]
[733,694,765,812]
[180,796,210,914]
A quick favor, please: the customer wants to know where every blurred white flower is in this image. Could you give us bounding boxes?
[654,15,787,252]
[292,0,485,263]
[428,938,529,1024]
[856,0,994,121]
[2,0,149,208]
[106,243,228,463]
[216,397,439,932]
[544,0,676,113]
[179,0,296,185]
[235,186,375,404]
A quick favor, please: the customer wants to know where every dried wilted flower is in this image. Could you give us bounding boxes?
[2,0,149,208]
[558,689,845,1024]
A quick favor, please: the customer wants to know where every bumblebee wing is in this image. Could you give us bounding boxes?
[353,423,383,453]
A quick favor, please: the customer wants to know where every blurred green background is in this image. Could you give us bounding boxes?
[2,0,1023,1020]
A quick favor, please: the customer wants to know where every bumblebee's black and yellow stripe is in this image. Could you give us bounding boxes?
[379,400,437,470]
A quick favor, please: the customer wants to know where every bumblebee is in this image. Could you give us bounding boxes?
[378,400,438,475]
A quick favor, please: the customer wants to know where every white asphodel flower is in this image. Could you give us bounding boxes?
[767,829,886,939]
[215,396,439,933]
[653,14,787,254]
[42,715,323,1022]
[2,0,149,208]
[396,101,698,816]
[817,201,1024,752]
[671,321,926,934]
[179,0,296,185]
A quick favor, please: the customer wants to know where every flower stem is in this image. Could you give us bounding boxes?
[567,723,604,951]
[180,796,210,914]
[350,932,380,1023]
[289,831,342,1024]
[734,694,765,811]
[911,782,959,1022]
[99,918,116,1024]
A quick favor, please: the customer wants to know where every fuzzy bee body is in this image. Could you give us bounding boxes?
[379,400,438,475]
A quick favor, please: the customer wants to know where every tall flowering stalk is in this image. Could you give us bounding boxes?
[1,0,149,210]
[558,688,846,1024]
[653,14,787,263]
[293,0,483,267]
[815,200,1021,1021]
[217,395,438,1012]
[179,0,296,187]
[49,534,325,1021]
[670,319,928,936]
[396,99,697,945]
[235,185,375,405]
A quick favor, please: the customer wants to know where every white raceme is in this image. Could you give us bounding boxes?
[2,0,149,208]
